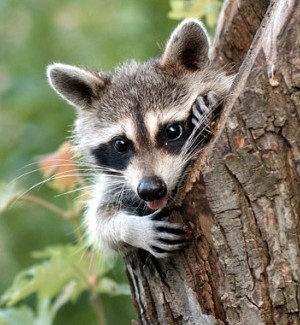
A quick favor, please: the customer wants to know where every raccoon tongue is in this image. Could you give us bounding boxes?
[146,196,168,210]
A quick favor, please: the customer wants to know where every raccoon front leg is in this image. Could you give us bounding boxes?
[191,91,220,128]
[120,213,187,258]
[90,208,187,259]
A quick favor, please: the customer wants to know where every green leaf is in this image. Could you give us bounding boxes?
[97,277,130,296]
[1,244,116,307]
[0,182,23,214]
[35,298,55,325]
[51,281,78,315]
[0,306,35,325]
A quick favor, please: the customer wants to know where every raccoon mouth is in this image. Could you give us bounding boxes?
[137,176,168,210]
[145,196,168,210]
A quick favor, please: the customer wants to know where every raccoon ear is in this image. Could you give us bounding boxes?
[161,18,210,71]
[47,63,108,109]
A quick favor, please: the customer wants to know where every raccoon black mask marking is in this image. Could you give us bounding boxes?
[47,19,233,258]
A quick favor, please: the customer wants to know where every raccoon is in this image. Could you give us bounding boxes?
[47,19,233,258]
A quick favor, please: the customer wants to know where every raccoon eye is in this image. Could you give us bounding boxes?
[165,123,183,141]
[113,137,128,153]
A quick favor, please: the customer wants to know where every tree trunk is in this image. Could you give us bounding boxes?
[125,0,300,324]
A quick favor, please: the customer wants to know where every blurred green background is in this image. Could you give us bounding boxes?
[0,1,179,324]
[0,0,221,324]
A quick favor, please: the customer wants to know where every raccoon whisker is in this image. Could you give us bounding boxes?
[180,139,207,164]
[100,169,124,176]
[11,178,58,207]
[107,184,129,191]
[37,161,104,175]
[46,166,94,174]
[64,162,124,179]
[49,158,117,174]
[184,125,211,154]
[113,193,122,212]
[40,164,97,175]
[101,172,125,179]
[113,184,126,211]
[15,160,99,177]
[181,106,216,158]
[11,161,86,185]
[10,167,47,185]
[168,195,177,204]
[47,169,95,181]
[55,185,93,197]
[76,160,128,178]
[111,187,133,201]
[178,140,206,171]
[186,115,212,146]
[109,186,129,197]
[51,163,97,170]
[85,165,124,177]
[105,181,129,193]
[14,161,52,179]
[12,172,93,207]
[48,172,95,181]
[105,179,127,186]
[103,176,127,184]
[106,184,128,192]
[75,160,114,170]
[116,187,139,212]
[17,161,43,171]
[137,199,146,214]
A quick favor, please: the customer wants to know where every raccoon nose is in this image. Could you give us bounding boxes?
[137,176,167,201]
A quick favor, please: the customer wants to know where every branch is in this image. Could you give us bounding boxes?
[181,0,283,197]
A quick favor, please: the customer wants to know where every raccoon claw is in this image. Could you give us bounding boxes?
[150,241,189,259]
[149,220,188,258]
[192,91,219,128]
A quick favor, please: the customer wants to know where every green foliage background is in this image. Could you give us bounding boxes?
[0,0,222,324]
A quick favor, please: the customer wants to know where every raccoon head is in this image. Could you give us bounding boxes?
[47,19,232,211]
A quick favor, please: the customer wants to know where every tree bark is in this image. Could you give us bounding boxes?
[125,0,300,324]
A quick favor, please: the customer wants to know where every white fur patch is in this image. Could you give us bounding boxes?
[123,118,137,146]
[144,100,195,144]
[75,117,137,153]
[159,104,191,125]
[144,112,159,142]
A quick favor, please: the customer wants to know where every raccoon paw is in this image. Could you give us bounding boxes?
[148,220,188,259]
[191,91,219,128]
[121,214,188,258]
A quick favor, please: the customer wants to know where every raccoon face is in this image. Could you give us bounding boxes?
[87,99,198,210]
[69,69,198,209]
[47,19,232,210]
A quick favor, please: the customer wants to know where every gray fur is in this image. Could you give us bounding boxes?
[46,19,233,258]
[161,18,210,70]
